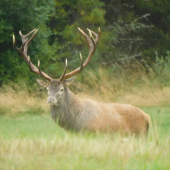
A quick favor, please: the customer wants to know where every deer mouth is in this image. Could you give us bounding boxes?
[48,102,55,105]
[47,102,58,106]
[47,97,57,105]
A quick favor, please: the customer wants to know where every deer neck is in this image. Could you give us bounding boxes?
[50,88,82,130]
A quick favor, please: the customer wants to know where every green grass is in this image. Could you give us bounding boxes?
[0,107,170,170]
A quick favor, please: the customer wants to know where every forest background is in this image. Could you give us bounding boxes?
[1,0,170,86]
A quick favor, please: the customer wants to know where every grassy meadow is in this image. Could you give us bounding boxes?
[0,68,170,169]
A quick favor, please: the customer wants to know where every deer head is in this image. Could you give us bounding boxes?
[13,28,100,106]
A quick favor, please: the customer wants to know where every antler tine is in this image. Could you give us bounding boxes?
[78,27,91,49]
[26,29,38,47]
[60,59,68,81]
[60,27,100,80]
[87,27,100,44]
[38,60,43,76]
[79,53,84,72]
[19,28,37,44]
[13,29,53,81]
[36,60,51,79]
[28,55,32,71]
[13,34,27,52]
[20,29,38,57]
[60,54,83,81]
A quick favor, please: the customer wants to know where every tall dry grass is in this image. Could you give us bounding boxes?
[74,68,170,107]
[1,66,170,115]
[0,82,49,115]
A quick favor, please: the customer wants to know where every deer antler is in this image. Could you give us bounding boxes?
[59,27,100,81]
[13,29,52,81]
[13,28,100,81]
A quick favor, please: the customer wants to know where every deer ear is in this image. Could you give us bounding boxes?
[36,79,49,87]
[64,76,77,86]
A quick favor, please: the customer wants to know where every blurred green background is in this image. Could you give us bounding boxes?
[1,0,170,86]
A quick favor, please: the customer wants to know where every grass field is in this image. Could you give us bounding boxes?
[1,68,170,169]
[0,106,170,170]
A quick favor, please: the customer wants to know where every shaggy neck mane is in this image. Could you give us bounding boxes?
[50,88,82,130]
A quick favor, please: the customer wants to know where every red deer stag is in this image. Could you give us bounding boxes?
[13,28,150,136]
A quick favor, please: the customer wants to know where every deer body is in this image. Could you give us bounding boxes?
[49,85,149,135]
[13,27,150,136]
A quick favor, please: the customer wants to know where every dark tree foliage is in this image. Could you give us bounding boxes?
[0,0,55,85]
[0,0,170,85]
[134,0,170,62]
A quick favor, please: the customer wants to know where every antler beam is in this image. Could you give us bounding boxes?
[13,29,52,81]
[59,27,100,81]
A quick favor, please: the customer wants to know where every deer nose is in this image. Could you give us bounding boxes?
[47,97,55,104]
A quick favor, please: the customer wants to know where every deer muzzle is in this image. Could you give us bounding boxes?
[47,97,57,105]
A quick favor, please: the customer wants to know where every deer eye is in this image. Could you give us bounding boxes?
[60,88,64,92]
